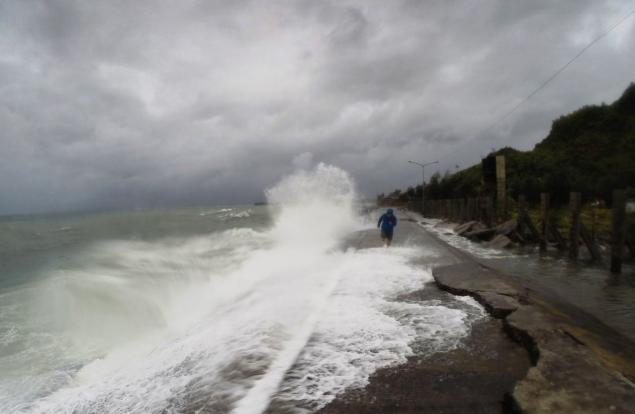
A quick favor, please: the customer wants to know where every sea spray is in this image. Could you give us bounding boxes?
[233,164,362,414]
[2,165,484,413]
[265,163,362,249]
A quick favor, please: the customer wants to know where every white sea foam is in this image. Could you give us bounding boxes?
[202,208,252,219]
[270,247,484,412]
[418,219,521,259]
[229,210,251,218]
[199,207,235,216]
[5,165,483,414]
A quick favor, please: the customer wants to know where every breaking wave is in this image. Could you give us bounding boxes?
[1,164,483,413]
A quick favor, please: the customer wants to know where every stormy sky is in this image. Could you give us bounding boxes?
[1,0,634,214]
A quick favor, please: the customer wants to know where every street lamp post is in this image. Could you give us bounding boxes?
[408,160,439,216]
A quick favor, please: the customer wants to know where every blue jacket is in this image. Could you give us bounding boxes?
[378,210,397,233]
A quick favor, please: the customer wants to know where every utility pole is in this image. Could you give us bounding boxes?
[408,160,439,216]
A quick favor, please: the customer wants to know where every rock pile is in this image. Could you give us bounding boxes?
[452,219,526,249]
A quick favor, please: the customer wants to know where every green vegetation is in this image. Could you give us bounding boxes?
[381,83,635,206]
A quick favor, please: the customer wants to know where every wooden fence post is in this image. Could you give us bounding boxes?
[519,195,540,242]
[569,192,581,260]
[460,198,467,222]
[465,198,471,221]
[611,190,626,274]
[580,223,603,263]
[485,196,494,227]
[496,155,507,222]
[452,199,457,221]
[539,193,549,252]
[473,198,479,222]
[626,238,635,260]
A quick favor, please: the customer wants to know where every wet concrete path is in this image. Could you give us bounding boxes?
[317,213,532,413]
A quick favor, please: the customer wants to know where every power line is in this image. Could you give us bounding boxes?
[435,6,635,164]
[482,7,635,135]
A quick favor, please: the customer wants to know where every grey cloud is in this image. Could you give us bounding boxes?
[0,0,633,214]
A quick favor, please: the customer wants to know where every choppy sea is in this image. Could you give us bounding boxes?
[0,165,484,413]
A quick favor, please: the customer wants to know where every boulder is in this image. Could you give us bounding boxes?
[465,227,496,241]
[471,222,488,232]
[495,219,518,236]
[485,234,514,249]
[454,220,477,236]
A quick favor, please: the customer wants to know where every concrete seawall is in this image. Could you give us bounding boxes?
[433,262,635,413]
[417,210,635,413]
[318,210,635,413]
[318,214,531,413]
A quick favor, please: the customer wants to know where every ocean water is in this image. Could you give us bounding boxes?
[0,165,483,413]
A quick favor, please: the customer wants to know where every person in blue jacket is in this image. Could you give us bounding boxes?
[377,208,398,247]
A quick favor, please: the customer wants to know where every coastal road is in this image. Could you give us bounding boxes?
[317,210,532,414]
[320,209,635,414]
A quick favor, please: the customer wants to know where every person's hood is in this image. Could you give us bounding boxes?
[387,208,394,214]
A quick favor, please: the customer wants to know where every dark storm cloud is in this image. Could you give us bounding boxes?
[1,0,633,214]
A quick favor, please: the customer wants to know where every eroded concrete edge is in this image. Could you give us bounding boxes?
[432,263,635,414]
